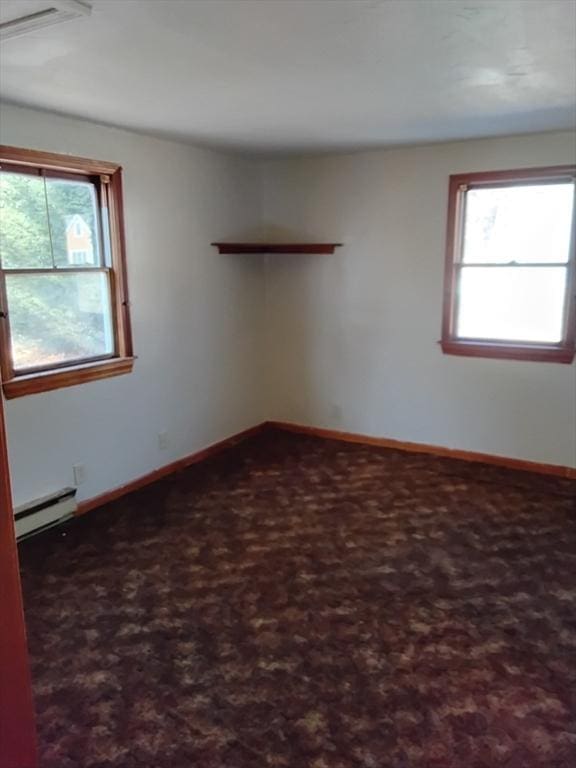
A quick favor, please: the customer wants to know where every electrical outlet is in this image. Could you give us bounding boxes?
[73,463,86,485]
[158,431,169,450]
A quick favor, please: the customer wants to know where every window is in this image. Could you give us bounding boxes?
[441,166,576,363]
[0,146,133,398]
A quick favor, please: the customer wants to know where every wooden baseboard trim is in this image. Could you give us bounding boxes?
[76,424,267,516]
[266,421,576,480]
[75,419,575,517]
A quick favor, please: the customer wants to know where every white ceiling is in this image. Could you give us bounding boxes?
[1,0,575,154]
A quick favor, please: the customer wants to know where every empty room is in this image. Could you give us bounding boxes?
[1,1,575,767]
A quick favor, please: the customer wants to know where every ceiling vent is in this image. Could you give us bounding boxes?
[0,0,91,41]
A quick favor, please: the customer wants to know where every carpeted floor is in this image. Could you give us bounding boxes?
[18,430,576,768]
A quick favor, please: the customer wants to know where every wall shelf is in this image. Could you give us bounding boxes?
[211,242,342,254]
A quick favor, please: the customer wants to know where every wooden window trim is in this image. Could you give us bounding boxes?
[0,145,134,397]
[2,357,134,399]
[441,165,576,364]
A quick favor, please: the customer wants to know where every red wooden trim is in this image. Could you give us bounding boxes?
[266,421,576,479]
[211,243,342,254]
[77,424,267,515]
[0,145,119,176]
[441,165,576,363]
[448,165,576,187]
[76,419,575,520]
[441,173,464,346]
[3,357,134,400]
[440,339,575,364]
[106,170,134,359]
[0,164,96,184]
[0,385,38,766]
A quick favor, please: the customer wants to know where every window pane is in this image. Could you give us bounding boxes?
[6,272,114,371]
[462,183,574,265]
[456,266,567,343]
[45,178,101,268]
[0,171,52,268]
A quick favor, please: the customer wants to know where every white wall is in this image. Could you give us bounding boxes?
[1,104,265,507]
[261,132,576,468]
[2,110,574,508]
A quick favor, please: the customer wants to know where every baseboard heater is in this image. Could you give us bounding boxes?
[14,487,77,540]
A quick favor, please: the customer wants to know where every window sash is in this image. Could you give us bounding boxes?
[13,351,116,377]
[451,183,575,345]
[463,176,575,192]
[2,267,117,376]
[455,180,575,268]
[0,166,118,376]
[453,264,569,346]
[0,168,108,271]
[453,262,569,269]
[3,267,109,274]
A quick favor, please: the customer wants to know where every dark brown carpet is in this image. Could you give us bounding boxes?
[18,430,576,768]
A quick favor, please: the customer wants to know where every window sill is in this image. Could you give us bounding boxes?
[2,357,135,399]
[441,339,575,364]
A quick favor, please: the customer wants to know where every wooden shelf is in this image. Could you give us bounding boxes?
[211,242,342,255]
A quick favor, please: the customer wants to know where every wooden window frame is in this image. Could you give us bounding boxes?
[0,146,134,398]
[441,165,576,364]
